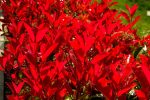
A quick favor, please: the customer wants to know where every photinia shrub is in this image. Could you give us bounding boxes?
[0,0,150,99]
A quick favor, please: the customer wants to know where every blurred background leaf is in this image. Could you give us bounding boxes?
[112,0,150,37]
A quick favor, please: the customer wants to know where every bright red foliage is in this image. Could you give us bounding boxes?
[0,0,150,99]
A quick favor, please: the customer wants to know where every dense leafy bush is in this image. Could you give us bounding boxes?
[0,0,150,99]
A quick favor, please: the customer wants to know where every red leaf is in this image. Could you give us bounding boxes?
[40,65,54,80]
[29,64,39,80]
[107,20,121,34]
[117,83,136,97]
[131,16,140,26]
[7,44,15,54]
[94,64,102,78]
[123,16,140,31]
[132,65,150,98]
[74,32,84,49]
[40,43,47,54]
[42,43,58,61]
[25,52,36,64]
[43,11,55,23]
[19,33,25,45]
[2,55,10,67]
[69,39,80,50]
[112,71,121,85]
[140,55,150,85]
[47,87,57,97]
[142,65,150,85]
[125,4,138,17]
[98,20,106,34]
[58,88,67,98]
[25,53,38,80]
[56,60,66,72]
[6,83,15,94]
[7,95,19,100]
[96,83,113,100]
[76,69,83,81]
[47,67,57,80]
[84,36,95,53]
[36,28,48,42]
[45,0,54,10]
[12,82,24,94]
[92,53,108,63]
[98,76,111,88]
[10,0,17,7]
[24,23,35,42]
[120,64,132,84]
[135,90,146,99]
[17,21,23,35]
[120,12,130,22]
